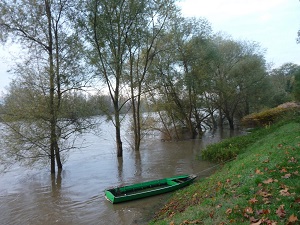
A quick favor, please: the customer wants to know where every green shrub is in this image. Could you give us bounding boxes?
[201,107,300,163]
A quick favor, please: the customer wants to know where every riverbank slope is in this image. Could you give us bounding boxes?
[150,118,300,224]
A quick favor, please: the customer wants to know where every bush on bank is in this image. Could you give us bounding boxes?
[201,104,300,163]
[150,112,300,225]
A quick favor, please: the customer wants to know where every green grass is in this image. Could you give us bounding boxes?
[149,119,300,225]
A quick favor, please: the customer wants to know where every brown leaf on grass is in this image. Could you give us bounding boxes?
[288,214,298,223]
[256,209,270,215]
[255,169,263,175]
[257,190,272,198]
[263,159,269,163]
[276,205,286,218]
[293,170,299,175]
[170,221,175,225]
[225,208,232,215]
[263,178,274,184]
[280,188,291,196]
[249,197,258,204]
[250,217,261,225]
[263,198,271,204]
[280,168,287,173]
[244,207,254,214]
[282,173,291,179]
[180,219,202,224]
[295,198,300,203]
[288,157,297,163]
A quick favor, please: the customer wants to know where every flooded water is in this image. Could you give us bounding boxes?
[0,119,242,225]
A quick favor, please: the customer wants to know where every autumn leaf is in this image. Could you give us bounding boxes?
[256,209,270,215]
[249,197,258,204]
[288,157,297,163]
[280,168,287,173]
[276,205,286,218]
[288,214,298,224]
[263,178,274,184]
[257,190,272,198]
[225,208,232,215]
[280,188,291,196]
[250,217,261,225]
[282,173,291,179]
[255,169,263,174]
[244,207,254,214]
[263,159,269,163]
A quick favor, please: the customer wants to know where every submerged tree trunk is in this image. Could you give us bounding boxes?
[46,0,57,174]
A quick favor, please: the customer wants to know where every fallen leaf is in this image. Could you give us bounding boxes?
[280,168,287,173]
[282,173,291,179]
[288,214,298,223]
[255,169,263,175]
[250,218,261,225]
[249,198,258,204]
[244,207,254,214]
[280,188,291,196]
[257,190,272,198]
[263,159,269,163]
[263,178,274,184]
[256,209,270,215]
[225,208,232,215]
[276,205,286,218]
[288,157,297,163]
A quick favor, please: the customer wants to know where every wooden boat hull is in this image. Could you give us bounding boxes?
[105,174,197,203]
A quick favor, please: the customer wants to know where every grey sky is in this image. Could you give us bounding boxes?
[0,0,299,95]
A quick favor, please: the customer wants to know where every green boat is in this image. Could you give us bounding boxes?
[105,174,197,203]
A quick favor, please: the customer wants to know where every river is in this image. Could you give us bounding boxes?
[0,119,242,225]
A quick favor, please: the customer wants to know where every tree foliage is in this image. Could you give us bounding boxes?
[0,0,93,173]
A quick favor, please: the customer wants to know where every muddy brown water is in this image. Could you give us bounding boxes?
[0,120,243,225]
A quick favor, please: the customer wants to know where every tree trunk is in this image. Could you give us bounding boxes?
[115,111,123,157]
[55,142,63,169]
[45,0,56,174]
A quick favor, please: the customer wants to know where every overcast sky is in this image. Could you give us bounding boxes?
[0,0,299,95]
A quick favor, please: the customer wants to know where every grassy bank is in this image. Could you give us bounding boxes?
[150,119,300,224]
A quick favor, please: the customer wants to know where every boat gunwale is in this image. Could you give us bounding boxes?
[104,174,196,203]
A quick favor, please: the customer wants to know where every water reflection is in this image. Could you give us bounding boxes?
[0,121,244,225]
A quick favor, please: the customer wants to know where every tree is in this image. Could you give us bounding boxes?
[0,0,91,173]
[268,63,300,106]
[293,69,300,101]
[80,0,178,154]
[206,36,268,129]
[125,0,178,151]
[147,17,213,139]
